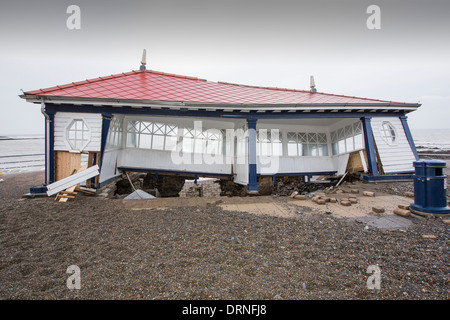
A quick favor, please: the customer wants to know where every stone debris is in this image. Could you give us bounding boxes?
[421,234,437,240]
[363,191,375,197]
[350,189,359,194]
[443,219,450,226]
[218,180,247,197]
[290,191,299,198]
[398,204,410,210]
[294,194,307,200]
[340,200,351,206]
[348,197,358,204]
[329,197,337,203]
[372,206,385,214]
[393,208,411,217]
[403,192,414,198]
[316,199,326,205]
[274,176,333,196]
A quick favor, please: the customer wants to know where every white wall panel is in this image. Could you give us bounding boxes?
[371,117,415,173]
[54,112,102,152]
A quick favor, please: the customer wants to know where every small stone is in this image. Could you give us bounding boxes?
[363,191,375,197]
[294,194,307,200]
[290,191,299,198]
[329,197,337,203]
[398,204,410,210]
[316,199,326,205]
[296,210,304,215]
[341,200,351,207]
[403,192,414,198]
[421,234,437,240]
[394,208,411,217]
[349,197,358,204]
[443,219,450,226]
[372,206,385,214]
[273,294,282,300]
[321,197,330,202]
[350,189,359,194]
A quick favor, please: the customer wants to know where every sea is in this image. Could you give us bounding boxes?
[0,129,449,174]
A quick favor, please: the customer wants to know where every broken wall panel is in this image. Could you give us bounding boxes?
[55,151,82,181]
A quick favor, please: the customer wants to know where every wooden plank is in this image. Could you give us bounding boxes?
[60,191,78,195]
[58,185,77,202]
[86,152,94,188]
[55,151,82,181]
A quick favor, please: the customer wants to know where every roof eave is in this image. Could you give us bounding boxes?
[20,94,421,112]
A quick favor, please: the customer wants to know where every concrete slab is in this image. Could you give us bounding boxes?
[355,215,413,230]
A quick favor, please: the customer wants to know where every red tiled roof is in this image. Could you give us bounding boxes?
[24,70,411,105]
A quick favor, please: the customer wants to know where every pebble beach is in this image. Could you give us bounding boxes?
[0,171,448,300]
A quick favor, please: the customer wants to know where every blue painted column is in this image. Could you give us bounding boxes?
[47,110,56,184]
[360,116,379,176]
[247,118,259,192]
[100,113,113,167]
[399,115,419,160]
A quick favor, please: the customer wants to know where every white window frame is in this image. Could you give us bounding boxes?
[65,118,91,152]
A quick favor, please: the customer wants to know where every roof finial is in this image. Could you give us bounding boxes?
[310,75,317,93]
[140,49,147,71]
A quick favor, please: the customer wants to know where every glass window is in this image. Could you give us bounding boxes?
[287,132,327,157]
[67,119,90,151]
[381,121,397,145]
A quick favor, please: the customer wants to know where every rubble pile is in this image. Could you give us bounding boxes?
[274,176,333,196]
[218,180,247,197]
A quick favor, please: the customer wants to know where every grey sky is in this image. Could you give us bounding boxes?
[1,0,449,135]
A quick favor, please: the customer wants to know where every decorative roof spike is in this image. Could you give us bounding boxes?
[140,49,147,71]
[310,76,317,93]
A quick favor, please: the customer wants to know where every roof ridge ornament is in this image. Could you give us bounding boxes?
[310,75,317,93]
[140,49,147,71]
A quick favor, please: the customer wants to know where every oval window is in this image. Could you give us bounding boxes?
[380,121,397,145]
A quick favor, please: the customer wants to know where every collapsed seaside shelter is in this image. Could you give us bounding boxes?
[21,58,420,195]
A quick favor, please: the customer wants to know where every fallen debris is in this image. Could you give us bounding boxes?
[393,208,411,217]
[340,200,351,207]
[442,219,450,226]
[363,191,375,197]
[398,204,410,210]
[47,165,99,196]
[403,192,414,198]
[124,189,156,200]
[372,206,385,214]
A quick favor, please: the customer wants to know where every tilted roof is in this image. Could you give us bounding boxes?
[22,69,420,111]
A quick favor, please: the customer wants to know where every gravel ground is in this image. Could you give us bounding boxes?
[0,171,448,300]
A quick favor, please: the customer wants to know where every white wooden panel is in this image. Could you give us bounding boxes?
[258,156,336,175]
[99,149,121,184]
[54,112,102,152]
[371,117,415,173]
[118,148,232,175]
[47,165,99,196]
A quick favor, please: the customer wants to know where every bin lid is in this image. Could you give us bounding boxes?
[413,159,446,168]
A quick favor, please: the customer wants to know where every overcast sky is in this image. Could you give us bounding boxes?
[1,0,449,135]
